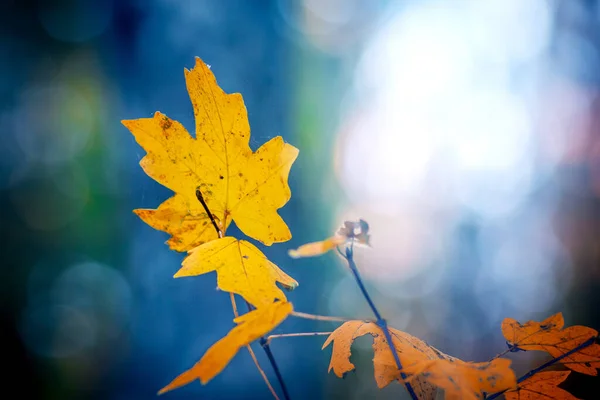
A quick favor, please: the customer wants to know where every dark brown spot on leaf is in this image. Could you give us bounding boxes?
[159,117,172,130]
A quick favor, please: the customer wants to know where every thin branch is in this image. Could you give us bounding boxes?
[486,337,597,400]
[229,294,279,400]
[229,292,240,318]
[488,348,512,362]
[246,302,291,400]
[290,311,362,323]
[343,243,419,400]
[246,345,280,400]
[265,332,333,345]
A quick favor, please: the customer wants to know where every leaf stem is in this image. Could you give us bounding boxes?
[290,311,361,323]
[229,294,279,400]
[229,292,239,317]
[486,336,597,400]
[246,302,291,400]
[265,332,333,345]
[488,347,512,362]
[245,345,280,400]
[196,188,222,238]
[343,244,419,400]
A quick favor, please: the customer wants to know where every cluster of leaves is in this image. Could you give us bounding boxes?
[123,57,299,391]
[125,57,599,399]
[320,312,600,399]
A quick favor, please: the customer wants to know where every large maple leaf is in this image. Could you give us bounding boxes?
[322,320,454,399]
[158,301,293,394]
[502,313,600,376]
[123,57,298,251]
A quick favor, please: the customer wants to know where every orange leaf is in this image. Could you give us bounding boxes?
[322,320,453,399]
[123,57,298,250]
[505,371,579,400]
[401,358,516,400]
[158,301,293,394]
[502,313,600,375]
[502,313,565,351]
[558,343,600,375]
[175,237,297,307]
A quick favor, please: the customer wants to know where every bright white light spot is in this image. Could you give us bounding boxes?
[341,107,435,199]
[358,4,473,106]
[467,0,552,64]
[338,0,547,218]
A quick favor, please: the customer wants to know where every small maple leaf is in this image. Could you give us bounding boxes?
[505,371,579,400]
[401,358,516,400]
[175,237,298,307]
[158,301,293,395]
[123,57,298,251]
[288,219,371,259]
[502,313,600,375]
[322,320,453,399]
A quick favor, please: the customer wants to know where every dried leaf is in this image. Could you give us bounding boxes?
[322,320,453,399]
[123,57,298,250]
[502,313,600,375]
[505,371,579,400]
[288,219,370,259]
[158,301,293,394]
[502,313,565,351]
[175,237,298,307]
[401,358,516,400]
[336,219,371,246]
[288,236,345,258]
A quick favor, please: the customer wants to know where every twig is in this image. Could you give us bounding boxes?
[486,336,597,400]
[488,348,512,362]
[229,294,279,400]
[265,332,333,345]
[246,345,280,400]
[342,242,419,400]
[195,188,222,238]
[230,292,239,317]
[290,311,361,323]
[246,302,291,400]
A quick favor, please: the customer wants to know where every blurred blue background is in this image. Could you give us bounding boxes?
[1,0,600,399]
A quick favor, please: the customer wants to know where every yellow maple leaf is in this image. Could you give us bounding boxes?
[123,57,298,251]
[502,313,600,376]
[175,236,298,307]
[158,301,293,394]
[322,320,453,399]
[505,371,579,400]
[401,358,516,400]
